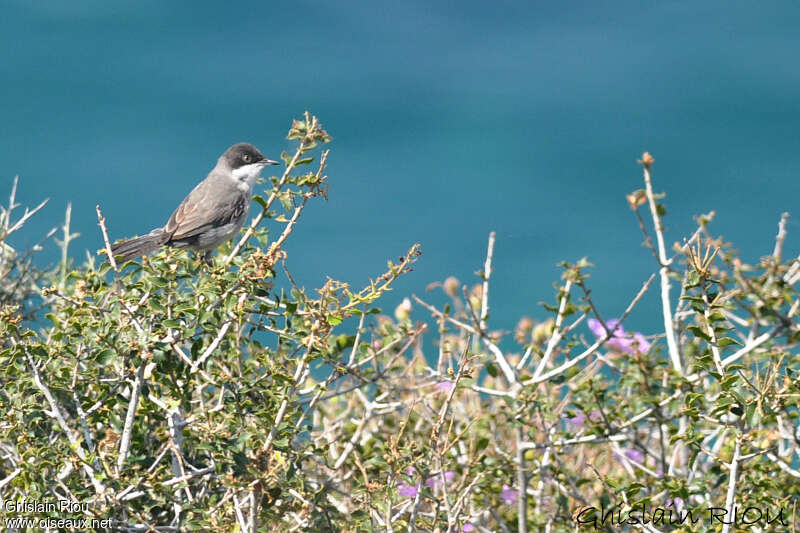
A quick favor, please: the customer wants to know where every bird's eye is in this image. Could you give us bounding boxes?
[242,154,252,163]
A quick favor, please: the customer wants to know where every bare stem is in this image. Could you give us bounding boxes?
[773,212,789,261]
[117,363,145,470]
[480,231,496,332]
[720,433,741,533]
[516,425,528,533]
[641,156,682,374]
[96,205,118,272]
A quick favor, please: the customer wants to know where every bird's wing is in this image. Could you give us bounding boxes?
[163,177,249,243]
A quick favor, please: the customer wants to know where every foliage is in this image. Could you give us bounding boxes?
[1,121,799,532]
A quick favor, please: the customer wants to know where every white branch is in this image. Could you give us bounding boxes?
[117,363,145,469]
[720,435,741,533]
[641,157,682,374]
[479,231,495,332]
[26,350,106,494]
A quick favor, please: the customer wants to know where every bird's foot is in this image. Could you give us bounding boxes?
[192,250,214,267]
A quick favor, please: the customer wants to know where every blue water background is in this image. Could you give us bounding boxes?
[3,1,800,342]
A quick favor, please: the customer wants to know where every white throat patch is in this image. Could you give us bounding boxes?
[231,163,264,191]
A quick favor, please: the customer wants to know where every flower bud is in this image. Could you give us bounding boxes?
[443,276,460,298]
[394,297,412,321]
[532,318,555,345]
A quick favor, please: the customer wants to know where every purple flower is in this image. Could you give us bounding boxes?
[567,410,603,428]
[567,412,587,427]
[397,482,420,498]
[588,318,622,338]
[666,497,683,508]
[435,380,455,394]
[632,332,650,352]
[405,466,416,476]
[425,470,455,488]
[462,524,476,532]
[500,484,518,505]
[587,318,651,354]
[614,448,644,464]
[625,449,644,463]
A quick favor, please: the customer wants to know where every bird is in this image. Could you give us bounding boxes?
[110,143,279,264]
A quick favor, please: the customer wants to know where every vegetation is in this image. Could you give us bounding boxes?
[1,114,799,531]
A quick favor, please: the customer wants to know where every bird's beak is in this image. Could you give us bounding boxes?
[261,159,280,166]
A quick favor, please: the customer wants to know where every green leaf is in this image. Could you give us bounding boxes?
[716,337,741,348]
[687,326,711,341]
[95,349,115,365]
[334,334,354,350]
[253,194,267,210]
[279,193,293,212]
[708,310,726,322]
[720,374,738,391]
[745,403,760,427]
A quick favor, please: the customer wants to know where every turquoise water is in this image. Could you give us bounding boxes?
[3,2,800,338]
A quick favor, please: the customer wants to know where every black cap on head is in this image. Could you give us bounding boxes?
[222,142,267,169]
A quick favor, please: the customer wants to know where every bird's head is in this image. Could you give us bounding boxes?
[221,142,280,188]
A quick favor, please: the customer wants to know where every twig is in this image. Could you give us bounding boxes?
[529,280,573,376]
[233,492,249,533]
[190,318,234,372]
[117,363,146,470]
[24,348,106,494]
[720,321,789,368]
[413,295,477,335]
[266,192,312,255]
[773,212,790,261]
[700,283,724,375]
[483,341,517,385]
[4,175,19,232]
[520,432,628,450]
[407,480,424,533]
[640,154,682,374]
[414,293,516,384]
[332,390,374,470]
[519,390,682,450]
[523,272,655,386]
[480,231,496,332]
[295,310,368,430]
[96,205,118,272]
[720,433,741,533]
[516,425,528,533]
[0,178,48,241]
[57,203,79,289]
[766,452,800,478]
[224,145,328,264]
[263,333,315,452]
[0,468,21,491]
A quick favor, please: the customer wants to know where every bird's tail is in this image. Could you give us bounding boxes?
[110,230,166,263]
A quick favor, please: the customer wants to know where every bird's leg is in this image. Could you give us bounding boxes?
[191,250,214,267]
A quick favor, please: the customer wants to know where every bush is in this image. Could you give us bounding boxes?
[1,117,798,532]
